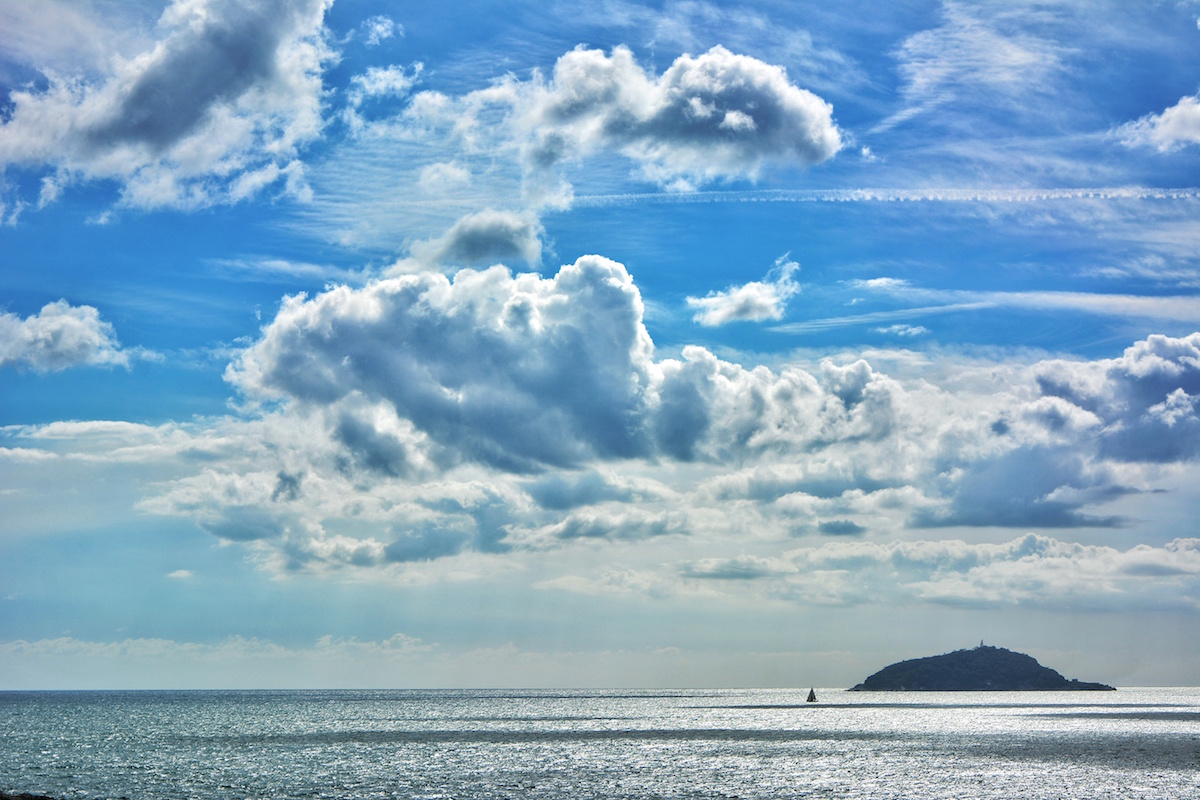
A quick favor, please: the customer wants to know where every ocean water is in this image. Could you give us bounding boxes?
[1,688,1198,799]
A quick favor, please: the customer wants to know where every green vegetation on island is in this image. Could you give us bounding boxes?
[849,645,1115,691]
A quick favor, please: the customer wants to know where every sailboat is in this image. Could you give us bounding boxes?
[806,687,817,703]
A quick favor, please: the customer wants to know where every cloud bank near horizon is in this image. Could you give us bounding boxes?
[5,256,1197,604]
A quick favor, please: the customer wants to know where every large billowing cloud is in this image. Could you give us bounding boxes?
[0,0,332,209]
[0,300,134,371]
[8,260,1198,583]
[167,258,1200,568]
[521,44,842,189]
[228,255,939,477]
[230,255,659,473]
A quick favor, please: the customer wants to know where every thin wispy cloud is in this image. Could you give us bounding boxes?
[873,1,1071,134]
[207,257,369,285]
[777,285,1200,332]
[771,303,992,334]
[568,187,1200,208]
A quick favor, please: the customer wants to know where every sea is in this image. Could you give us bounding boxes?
[1,688,1198,799]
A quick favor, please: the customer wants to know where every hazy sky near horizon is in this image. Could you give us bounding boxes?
[3,0,1200,689]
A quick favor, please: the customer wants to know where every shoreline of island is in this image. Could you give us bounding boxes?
[849,644,1115,692]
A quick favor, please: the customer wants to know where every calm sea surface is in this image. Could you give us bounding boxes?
[1,688,1198,799]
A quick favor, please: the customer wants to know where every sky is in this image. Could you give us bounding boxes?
[2,0,1200,690]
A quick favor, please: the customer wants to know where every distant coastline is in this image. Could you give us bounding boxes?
[849,645,1115,691]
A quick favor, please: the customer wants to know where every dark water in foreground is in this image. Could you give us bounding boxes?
[2,688,1198,799]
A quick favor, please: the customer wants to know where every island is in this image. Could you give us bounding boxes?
[849,644,1115,691]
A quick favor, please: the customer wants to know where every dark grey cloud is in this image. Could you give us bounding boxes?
[198,505,287,541]
[411,209,543,267]
[420,490,515,554]
[87,2,289,151]
[899,332,1200,530]
[384,527,470,563]
[818,519,866,536]
[707,467,896,503]
[334,409,420,478]
[271,470,303,502]
[551,512,680,541]
[525,472,638,510]
[651,359,712,461]
[680,555,779,580]
[0,0,331,208]
[911,446,1129,529]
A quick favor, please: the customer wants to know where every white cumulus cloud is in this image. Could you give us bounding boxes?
[521,44,842,189]
[0,300,133,372]
[392,43,842,211]
[229,255,657,473]
[687,258,800,326]
[359,15,401,47]
[1117,94,1200,152]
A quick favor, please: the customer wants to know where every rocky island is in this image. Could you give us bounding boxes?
[849,645,1115,691]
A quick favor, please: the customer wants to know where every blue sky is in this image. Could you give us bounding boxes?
[2,0,1200,689]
